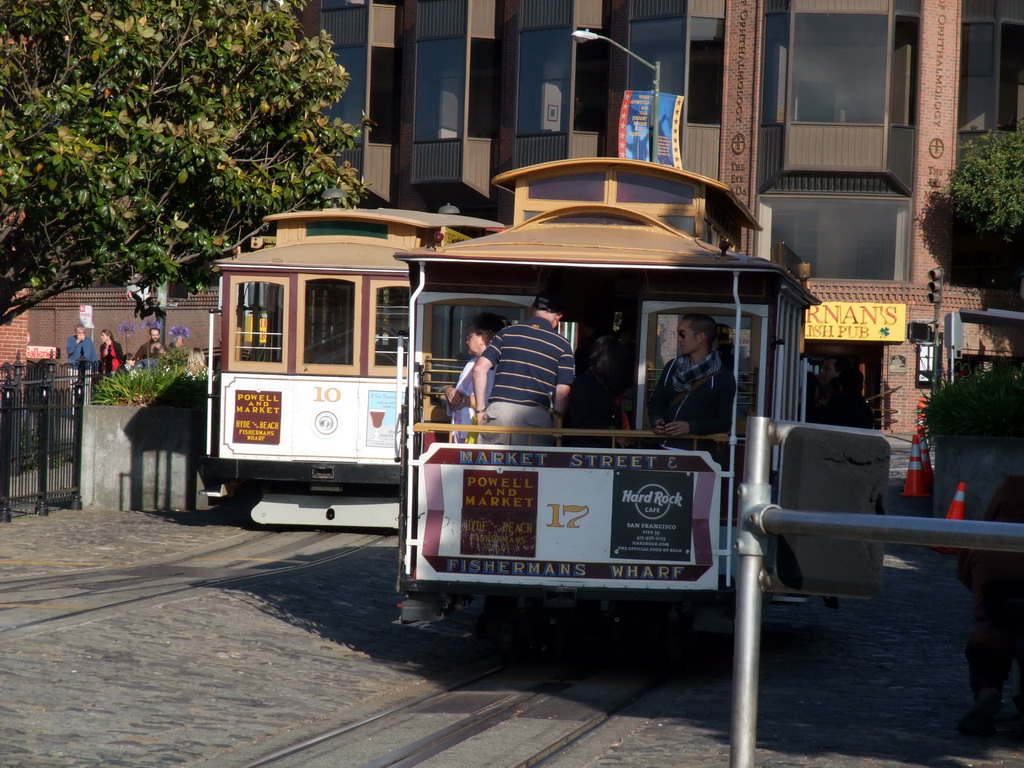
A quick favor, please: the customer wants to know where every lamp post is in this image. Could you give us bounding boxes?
[571,29,661,163]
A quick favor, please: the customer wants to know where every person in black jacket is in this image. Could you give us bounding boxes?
[565,335,632,447]
[812,368,875,429]
[649,313,736,448]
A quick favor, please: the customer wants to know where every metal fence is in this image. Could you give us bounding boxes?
[0,359,89,521]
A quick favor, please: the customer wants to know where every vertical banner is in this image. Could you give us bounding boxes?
[655,94,685,169]
[618,91,684,168]
[618,90,652,161]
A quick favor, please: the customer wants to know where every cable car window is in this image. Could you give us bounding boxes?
[430,304,526,361]
[306,221,388,238]
[616,173,694,205]
[662,215,696,234]
[235,281,284,363]
[528,173,604,201]
[539,213,645,226]
[653,312,751,369]
[304,279,355,365]
[375,286,410,366]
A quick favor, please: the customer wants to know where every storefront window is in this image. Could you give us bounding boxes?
[761,197,909,280]
[629,17,685,96]
[328,46,367,130]
[415,38,466,141]
[762,14,789,124]
[791,14,887,123]
[959,23,995,131]
[518,28,571,135]
[688,18,724,125]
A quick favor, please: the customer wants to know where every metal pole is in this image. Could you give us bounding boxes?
[0,369,14,523]
[69,361,87,510]
[756,507,1024,553]
[206,307,221,458]
[729,416,772,768]
[651,60,661,163]
[35,361,53,516]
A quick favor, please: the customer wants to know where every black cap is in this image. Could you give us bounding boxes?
[533,290,566,313]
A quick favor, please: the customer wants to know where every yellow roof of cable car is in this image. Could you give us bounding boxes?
[492,157,761,232]
[397,205,818,304]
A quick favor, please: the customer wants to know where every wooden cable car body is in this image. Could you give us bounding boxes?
[200,207,502,527]
[395,159,818,636]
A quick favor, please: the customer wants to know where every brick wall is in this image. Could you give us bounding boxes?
[0,312,30,364]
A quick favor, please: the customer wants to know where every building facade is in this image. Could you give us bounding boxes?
[300,0,1024,431]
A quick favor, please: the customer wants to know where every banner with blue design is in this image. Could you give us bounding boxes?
[617,90,684,168]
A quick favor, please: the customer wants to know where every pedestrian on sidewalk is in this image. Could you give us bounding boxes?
[66,325,98,369]
[956,475,1024,736]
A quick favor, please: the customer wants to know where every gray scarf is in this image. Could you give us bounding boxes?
[667,349,722,393]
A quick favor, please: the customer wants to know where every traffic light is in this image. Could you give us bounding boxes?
[927,268,944,304]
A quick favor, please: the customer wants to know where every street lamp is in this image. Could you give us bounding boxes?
[571,29,661,163]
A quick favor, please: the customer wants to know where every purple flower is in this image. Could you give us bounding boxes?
[169,325,191,339]
[142,319,161,330]
[118,322,137,338]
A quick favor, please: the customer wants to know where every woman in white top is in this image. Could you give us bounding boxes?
[445,313,507,442]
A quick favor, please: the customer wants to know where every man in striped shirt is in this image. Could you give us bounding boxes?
[472,291,575,445]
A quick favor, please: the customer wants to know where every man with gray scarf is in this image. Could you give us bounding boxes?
[649,313,736,448]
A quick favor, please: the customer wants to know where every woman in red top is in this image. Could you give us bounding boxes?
[98,329,125,375]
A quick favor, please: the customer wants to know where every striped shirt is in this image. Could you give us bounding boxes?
[482,321,575,408]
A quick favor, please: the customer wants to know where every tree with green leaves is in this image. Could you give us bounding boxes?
[946,126,1024,242]
[0,0,364,325]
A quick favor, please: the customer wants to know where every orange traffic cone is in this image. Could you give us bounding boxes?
[933,481,966,554]
[919,433,934,492]
[901,435,930,498]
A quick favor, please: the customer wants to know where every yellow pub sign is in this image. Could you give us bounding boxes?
[805,302,907,342]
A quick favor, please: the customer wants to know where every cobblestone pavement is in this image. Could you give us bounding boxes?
[4,434,1017,768]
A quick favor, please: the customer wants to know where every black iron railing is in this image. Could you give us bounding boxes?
[0,357,89,521]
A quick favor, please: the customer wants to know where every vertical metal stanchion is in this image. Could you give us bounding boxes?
[0,367,14,523]
[35,361,53,516]
[729,416,773,768]
[69,361,87,511]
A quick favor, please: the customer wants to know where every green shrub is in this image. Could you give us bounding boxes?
[923,364,1024,438]
[92,365,208,408]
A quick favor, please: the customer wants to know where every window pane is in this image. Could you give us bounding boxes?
[430,304,527,361]
[306,221,388,238]
[529,173,604,200]
[518,28,571,135]
[616,173,694,204]
[890,19,918,126]
[370,47,398,144]
[375,286,410,367]
[415,38,466,141]
[791,15,887,123]
[573,34,608,132]
[328,46,367,130]
[629,17,686,96]
[763,197,908,280]
[469,38,501,139]
[689,18,725,125]
[998,24,1024,130]
[762,14,789,123]
[304,280,355,366]
[235,282,284,363]
[959,23,995,131]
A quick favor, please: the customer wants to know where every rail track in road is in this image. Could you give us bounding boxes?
[239,659,697,768]
[0,530,392,639]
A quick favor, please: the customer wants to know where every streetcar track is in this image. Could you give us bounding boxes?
[239,662,674,768]
[0,532,391,638]
[0,530,282,591]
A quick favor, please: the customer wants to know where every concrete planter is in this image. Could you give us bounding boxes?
[80,405,204,511]
[933,435,1024,519]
